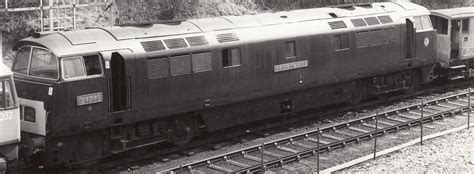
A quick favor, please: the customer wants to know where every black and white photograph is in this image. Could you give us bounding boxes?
[0,0,474,173]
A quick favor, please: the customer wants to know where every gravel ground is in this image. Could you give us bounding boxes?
[339,128,474,173]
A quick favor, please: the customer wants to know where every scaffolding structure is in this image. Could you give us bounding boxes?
[1,0,114,31]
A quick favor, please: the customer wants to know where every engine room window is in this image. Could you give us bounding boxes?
[334,34,349,51]
[356,31,370,48]
[29,48,58,79]
[222,48,241,67]
[385,28,396,42]
[170,55,191,76]
[12,47,31,75]
[147,58,169,79]
[0,80,15,109]
[192,52,212,73]
[462,19,470,33]
[370,29,385,46]
[285,41,296,59]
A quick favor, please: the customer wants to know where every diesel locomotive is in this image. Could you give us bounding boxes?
[7,2,459,167]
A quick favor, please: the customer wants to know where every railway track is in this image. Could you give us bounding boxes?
[157,90,473,173]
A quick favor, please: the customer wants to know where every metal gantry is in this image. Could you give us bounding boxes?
[2,0,114,31]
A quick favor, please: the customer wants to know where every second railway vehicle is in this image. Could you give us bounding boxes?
[11,2,442,167]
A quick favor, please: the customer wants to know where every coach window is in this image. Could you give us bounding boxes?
[462,19,470,33]
[335,34,349,51]
[285,41,296,59]
[222,48,241,68]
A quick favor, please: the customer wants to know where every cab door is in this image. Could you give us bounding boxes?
[101,50,134,123]
[61,54,108,127]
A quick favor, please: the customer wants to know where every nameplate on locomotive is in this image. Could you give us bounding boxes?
[274,60,308,73]
[77,92,103,106]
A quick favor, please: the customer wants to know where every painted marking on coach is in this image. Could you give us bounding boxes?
[424,37,430,47]
[274,60,308,73]
[0,110,14,122]
[77,92,103,106]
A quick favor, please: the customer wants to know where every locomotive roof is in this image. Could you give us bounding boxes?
[0,61,12,77]
[17,2,430,57]
[430,7,474,20]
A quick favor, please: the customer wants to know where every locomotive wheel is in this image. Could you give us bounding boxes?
[168,116,196,146]
[73,133,104,167]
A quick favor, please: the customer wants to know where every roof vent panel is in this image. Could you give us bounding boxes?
[364,17,381,25]
[164,38,188,49]
[141,40,166,52]
[186,36,209,47]
[216,33,240,43]
[378,15,393,24]
[328,21,347,30]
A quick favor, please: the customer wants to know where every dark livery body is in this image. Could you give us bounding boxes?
[12,2,438,166]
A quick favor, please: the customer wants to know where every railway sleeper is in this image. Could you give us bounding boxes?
[291,141,315,149]
[263,150,284,158]
[447,101,466,107]
[224,156,250,168]
[306,137,331,145]
[387,116,410,123]
[348,126,371,133]
[276,145,299,154]
[377,119,397,126]
[242,152,267,162]
[321,134,345,141]
[207,161,233,173]
[438,103,458,109]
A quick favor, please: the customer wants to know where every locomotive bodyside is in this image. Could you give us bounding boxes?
[11,2,437,167]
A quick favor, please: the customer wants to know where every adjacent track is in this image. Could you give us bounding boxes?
[157,90,473,173]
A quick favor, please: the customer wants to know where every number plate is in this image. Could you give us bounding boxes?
[77,92,103,106]
[274,60,308,73]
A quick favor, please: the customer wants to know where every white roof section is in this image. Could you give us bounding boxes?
[431,7,474,20]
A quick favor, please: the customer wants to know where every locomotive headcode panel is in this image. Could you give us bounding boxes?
[11,2,440,167]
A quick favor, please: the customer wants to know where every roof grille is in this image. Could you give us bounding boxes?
[364,17,381,25]
[328,21,347,30]
[186,36,209,47]
[378,15,393,24]
[216,33,239,43]
[164,38,188,49]
[351,19,367,27]
[141,40,166,52]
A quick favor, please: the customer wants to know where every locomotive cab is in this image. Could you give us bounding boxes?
[431,7,474,79]
[0,61,20,166]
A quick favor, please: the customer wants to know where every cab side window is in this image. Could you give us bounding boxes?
[62,55,103,80]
